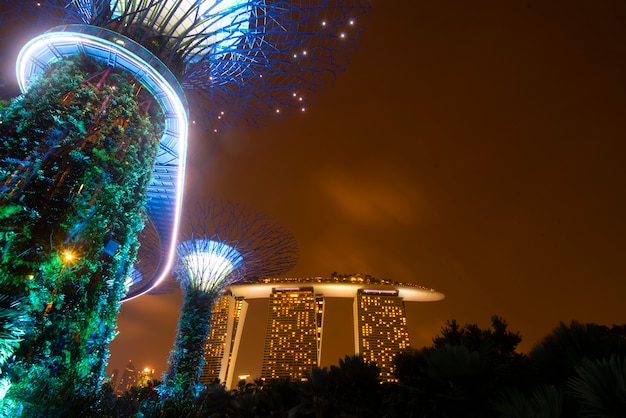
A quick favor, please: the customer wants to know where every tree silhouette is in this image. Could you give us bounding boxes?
[530,321,626,387]
[433,315,523,365]
[395,344,499,417]
[290,355,382,417]
[332,354,381,415]
[394,315,529,417]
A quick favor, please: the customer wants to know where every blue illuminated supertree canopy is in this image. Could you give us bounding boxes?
[177,198,300,288]
[1,0,371,131]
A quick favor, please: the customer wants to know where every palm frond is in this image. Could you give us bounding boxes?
[568,355,626,417]
[0,292,26,367]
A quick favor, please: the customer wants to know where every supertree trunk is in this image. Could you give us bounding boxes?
[161,288,219,400]
[0,54,162,415]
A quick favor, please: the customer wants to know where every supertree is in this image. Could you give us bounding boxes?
[0,0,369,413]
[162,198,298,400]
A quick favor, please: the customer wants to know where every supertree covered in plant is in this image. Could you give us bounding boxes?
[161,198,298,400]
[0,0,371,300]
[0,0,369,413]
[0,56,167,416]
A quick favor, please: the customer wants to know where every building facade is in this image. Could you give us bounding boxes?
[355,289,411,382]
[199,274,444,388]
[116,360,137,395]
[200,293,244,385]
[261,287,322,381]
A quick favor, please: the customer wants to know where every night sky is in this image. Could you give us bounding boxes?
[3,0,625,379]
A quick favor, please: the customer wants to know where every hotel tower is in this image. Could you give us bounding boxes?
[199,274,444,388]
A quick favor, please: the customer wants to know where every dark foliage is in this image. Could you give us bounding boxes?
[530,321,626,386]
[3,316,625,417]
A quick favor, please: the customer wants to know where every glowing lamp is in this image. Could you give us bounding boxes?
[61,249,77,264]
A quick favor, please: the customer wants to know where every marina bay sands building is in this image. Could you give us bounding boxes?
[199,274,444,387]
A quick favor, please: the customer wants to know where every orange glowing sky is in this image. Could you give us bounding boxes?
[108,0,626,377]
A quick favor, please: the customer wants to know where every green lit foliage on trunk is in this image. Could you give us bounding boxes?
[161,288,218,401]
[0,54,163,414]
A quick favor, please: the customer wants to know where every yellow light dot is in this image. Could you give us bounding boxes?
[61,250,77,263]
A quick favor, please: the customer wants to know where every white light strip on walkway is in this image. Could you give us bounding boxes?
[16,28,188,299]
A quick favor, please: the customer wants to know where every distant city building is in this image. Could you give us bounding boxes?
[116,360,137,394]
[200,274,444,387]
[136,367,155,388]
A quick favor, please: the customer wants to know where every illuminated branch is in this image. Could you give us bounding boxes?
[180,198,299,283]
[177,239,244,294]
